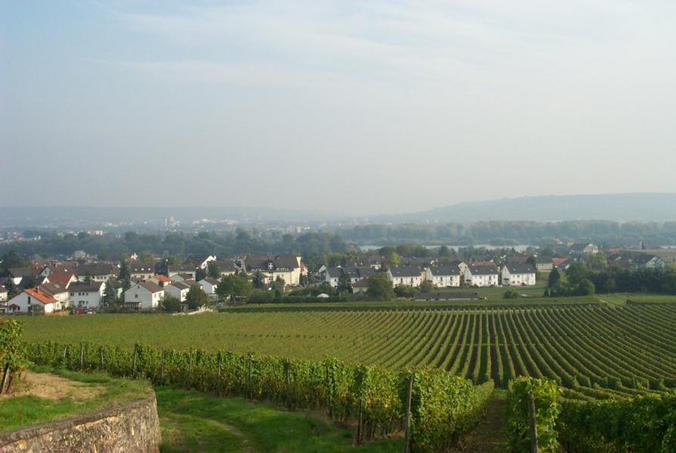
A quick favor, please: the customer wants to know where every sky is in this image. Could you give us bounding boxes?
[1,0,676,215]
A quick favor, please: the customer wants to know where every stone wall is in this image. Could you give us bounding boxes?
[0,394,161,453]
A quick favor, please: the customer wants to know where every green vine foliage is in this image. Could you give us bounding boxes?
[559,392,676,453]
[0,318,27,392]
[508,377,561,453]
[26,342,492,451]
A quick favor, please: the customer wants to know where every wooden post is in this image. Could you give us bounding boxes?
[160,350,165,383]
[79,344,84,370]
[402,373,413,453]
[247,355,252,399]
[285,361,291,408]
[528,392,539,453]
[0,363,9,394]
[99,348,104,370]
[132,347,138,376]
[186,354,193,389]
[217,353,222,396]
[356,399,363,445]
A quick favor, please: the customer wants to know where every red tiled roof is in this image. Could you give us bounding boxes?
[24,287,58,305]
[46,272,75,288]
[153,274,171,283]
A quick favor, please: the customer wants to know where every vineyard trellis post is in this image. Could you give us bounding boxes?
[217,352,222,396]
[356,398,363,445]
[79,343,84,370]
[284,360,290,408]
[132,345,138,376]
[402,373,413,453]
[186,353,193,389]
[528,392,539,453]
[99,347,104,370]
[160,350,165,383]
[247,354,252,399]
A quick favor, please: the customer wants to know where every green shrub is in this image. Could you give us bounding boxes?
[508,377,561,453]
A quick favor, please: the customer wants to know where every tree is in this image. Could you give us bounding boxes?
[394,284,415,298]
[21,275,36,289]
[576,279,595,296]
[216,273,252,301]
[526,255,537,268]
[118,259,130,282]
[160,296,181,313]
[438,245,452,258]
[565,263,588,287]
[503,289,520,299]
[547,268,561,288]
[102,280,117,308]
[337,272,353,295]
[366,273,394,301]
[185,285,208,310]
[4,279,19,299]
[419,280,435,293]
[207,261,220,279]
[252,271,266,289]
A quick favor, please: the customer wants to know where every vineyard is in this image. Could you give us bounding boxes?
[17,302,676,399]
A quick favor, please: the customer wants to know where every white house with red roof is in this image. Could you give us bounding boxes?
[7,287,63,313]
[149,274,171,287]
[124,281,165,310]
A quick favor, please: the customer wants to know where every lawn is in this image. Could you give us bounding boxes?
[0,367,151,431]
[157,386,402,452]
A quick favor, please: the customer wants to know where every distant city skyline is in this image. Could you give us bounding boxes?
[2,1,676,214]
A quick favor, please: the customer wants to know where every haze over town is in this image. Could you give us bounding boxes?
[2,1,676,214]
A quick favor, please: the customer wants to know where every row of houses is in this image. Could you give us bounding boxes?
[321,261,537,289]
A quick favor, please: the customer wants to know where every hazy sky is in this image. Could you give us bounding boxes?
[2,1,675,214]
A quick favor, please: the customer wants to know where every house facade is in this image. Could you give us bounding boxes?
[124,282,164,310]
[8,287,62,313]
[165,282,190,302]
[245,255,305,286]
[388,267,424,287]
[425,264,461,287]
[68,281,105,309]
[501,263,537,286]
[465,265,499,287]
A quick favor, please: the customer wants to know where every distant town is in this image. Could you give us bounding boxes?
[2,234,674,315]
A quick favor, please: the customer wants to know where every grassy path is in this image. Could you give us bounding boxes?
[156,387,402,452]
[452,390,509,452]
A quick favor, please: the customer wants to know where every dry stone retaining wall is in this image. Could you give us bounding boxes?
[0,394,160,453]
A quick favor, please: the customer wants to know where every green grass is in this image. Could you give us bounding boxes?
[596,293,676,306]
[156,386,402,452]
[0,367,151,431]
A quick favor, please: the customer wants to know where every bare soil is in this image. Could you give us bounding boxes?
[0,371,104,400]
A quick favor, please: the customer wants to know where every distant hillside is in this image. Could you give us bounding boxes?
[379,193,676,223]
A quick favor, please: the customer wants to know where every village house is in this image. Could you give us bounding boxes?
[198,277,219,299]
[425,264,461,287]
[388,266,424,287]
[7,286,63,313]
[535,257,554,273]
[75,263,118,282]
[465,265,499,287]
[164,281,191,302]
[569,243,599,255]
[4,267,36,286]
[124,281,165,310]
[128,264,155,281]
[44,271,77,288]
[0,285,7,303]
[68,281,105,309]
[501,263,537,286]
[149,274,172,287]
[323,267,343,288]
[245,255,305,286]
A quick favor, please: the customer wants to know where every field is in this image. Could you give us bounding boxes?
[17,299,676,400]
